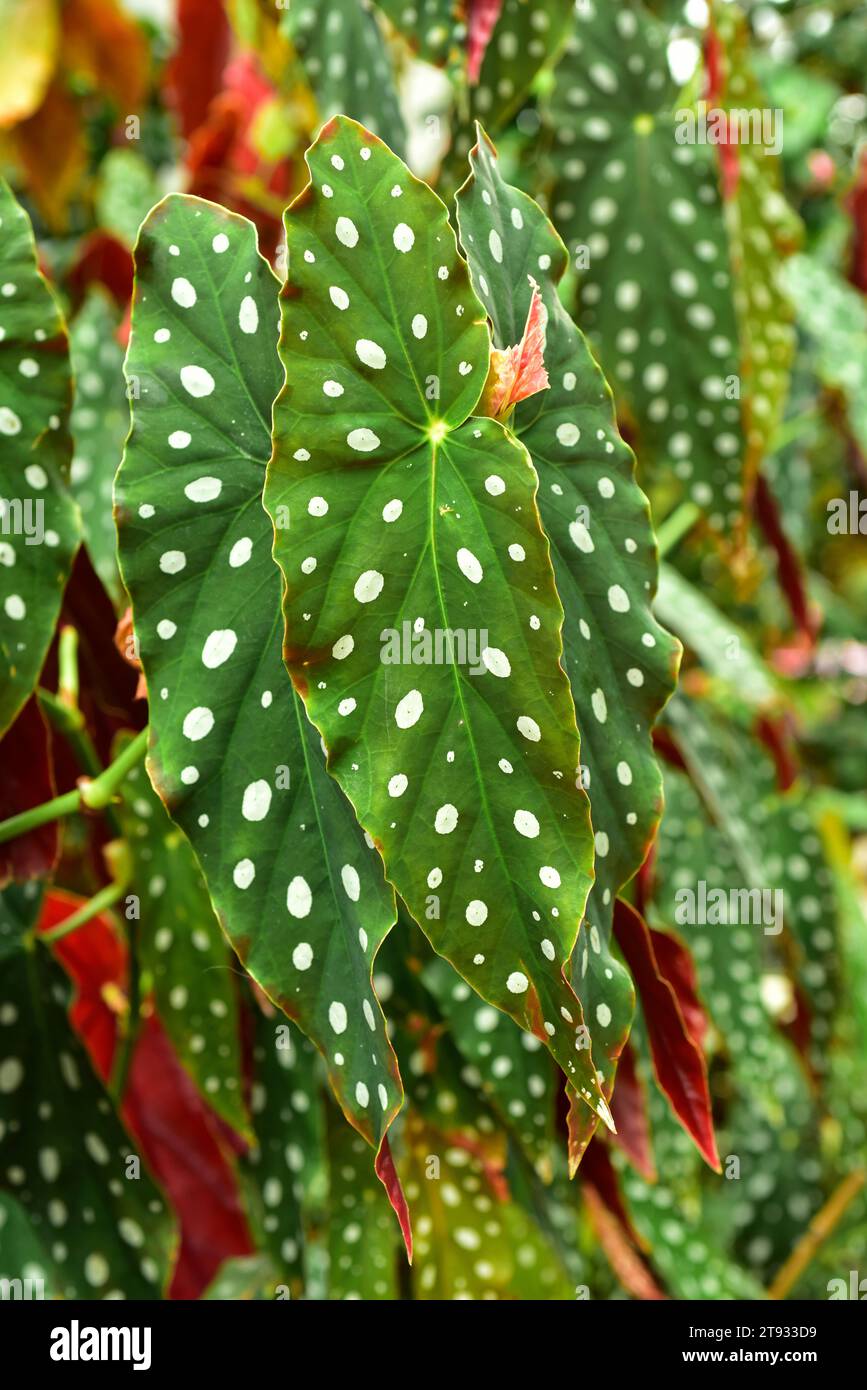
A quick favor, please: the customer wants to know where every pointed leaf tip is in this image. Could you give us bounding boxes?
[375,1135,413,1263]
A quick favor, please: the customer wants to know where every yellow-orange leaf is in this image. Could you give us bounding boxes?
[0,0,59,129]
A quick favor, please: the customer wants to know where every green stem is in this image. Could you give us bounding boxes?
[110,916,140,1106]
[0,726,148,845]
[38,688,102,776]
[37,688,123,837]
[657,501,700,558]
[0,788,82,846]
[80,727,149,808]
[39,880,126,944]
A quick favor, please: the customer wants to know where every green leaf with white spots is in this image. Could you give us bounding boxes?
[118,750,249,1139]
[265,115,610,1130]
[468,0,573,131]
[115,192,404,1154]
[69,290,127,605]
[0,1191,62,1298]
[0,178,80,737]
[0,884,175,1299]
[655,563,780,710]
[546,3,746,532]
[765,794,840,1074]
[649,767,795,1102]
[422,953,557,1173]
[284,0,407,157]
[646,774,828,1283]
[202,1252,279,1300]
[711,4,801,486]
[782,255,867,456]
[404,1112,573,1299]
[616,1084,767,1300]
[456,125,680,1116]
[375,0,466,73]
[326,1100,400,1300]
[238,1009,322,1290]
[664,693,777,893]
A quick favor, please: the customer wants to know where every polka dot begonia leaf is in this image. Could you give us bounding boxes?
[646,771,829,1283]
[201,1252,280,1300]
[118,752,250,1140]
[0,883,175,1299]
[763,794,840,1075]
[468,0,573,131]
[649,766,802,1104]
[711,4,801,495]
[655,563,779,710]
[422,952,557,1172]
[0,178,80,737]
[238,1009,321,1291]
[455,125,680,1145]
[326,1099,400,1300]
[0,1190,62,1298]
[403,1112,573,1299]
[782,254,867,458]
[284,0,407,157]
[265,115,612,1132]
[664,693,777,893]
[68,288,127,606]
[615,1077,767,1301]
[546,3,747,532]
[115,193,404,1156]
[375,0,467,75]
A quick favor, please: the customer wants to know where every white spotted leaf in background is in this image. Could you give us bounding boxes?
[546,4,747,534]
[118,751,250,1139]
[0,884,174,1299]
[283,0,407,157]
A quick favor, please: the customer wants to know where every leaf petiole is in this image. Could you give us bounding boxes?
[38,879,127,945]
[0,726,149,845]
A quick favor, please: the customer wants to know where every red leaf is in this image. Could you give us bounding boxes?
[184,53,292,260]
[755,711,800,792]
[613,901,720,1171]
[164,0,232,141]
[480,278,549,418]
[467,0,504,84]
[375,1134,413,1263]
[581,1137,641,1242]
[609,1040,655,1182]
[40,890,126,1077]
[67,230,134,312]
[848,146,867,293]
[703,22,739,201]
[0,698,59,884]
[753,471,818,645]
[125,1016,253,1300]
[648,926,709,1053]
